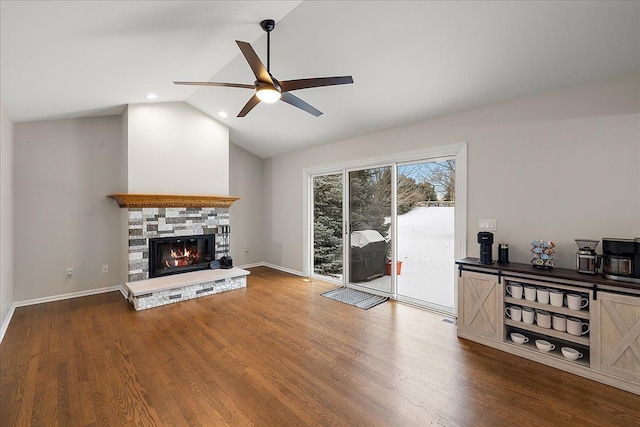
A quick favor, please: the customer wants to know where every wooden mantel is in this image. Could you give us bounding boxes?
[108,193,240,208]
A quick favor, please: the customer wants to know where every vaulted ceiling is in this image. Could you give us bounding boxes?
[2,1,638,158]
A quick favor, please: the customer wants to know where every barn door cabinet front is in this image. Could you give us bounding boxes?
[591,291,640,383]
[458,271,501,341]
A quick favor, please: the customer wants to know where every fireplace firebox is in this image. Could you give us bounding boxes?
[149,234,215,278]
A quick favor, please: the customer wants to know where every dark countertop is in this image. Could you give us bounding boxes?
[456,257,640,294]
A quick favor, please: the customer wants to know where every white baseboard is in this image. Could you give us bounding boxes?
[13,285,125,308]
[237,262,305,277]
[236,262,267,269]
[261,263,305,277]
[0,304,16,345]
[0,285,125,344]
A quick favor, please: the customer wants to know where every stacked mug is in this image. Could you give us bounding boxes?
[505,281,590,336]
[505,282,524,323]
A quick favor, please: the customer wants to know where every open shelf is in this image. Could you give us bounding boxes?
[504,296,590,319]
[505,319,590,346]
[504,337,590,368]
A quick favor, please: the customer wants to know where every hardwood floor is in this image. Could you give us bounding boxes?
[1,266,639,426]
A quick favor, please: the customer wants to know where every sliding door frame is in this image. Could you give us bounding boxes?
[303,143,467,315]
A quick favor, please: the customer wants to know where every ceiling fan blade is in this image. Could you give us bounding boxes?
[280,93,322,117]
[279,76,354,93]
[173,81,255,89]
[237,94,261,117]
[236,41,274,85]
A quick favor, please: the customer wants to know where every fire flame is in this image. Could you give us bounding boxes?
[163,243,199,269]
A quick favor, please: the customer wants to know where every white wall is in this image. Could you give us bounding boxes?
[263,72,640,272]
[0,100,14,328]
[127,102,229,195]
[14,116,126,301]
[229,142,264,265]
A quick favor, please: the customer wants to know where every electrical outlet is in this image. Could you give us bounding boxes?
[102,264,109,274]
[243,248,249,254]
[65,268,74,278]
[479,219,497,232]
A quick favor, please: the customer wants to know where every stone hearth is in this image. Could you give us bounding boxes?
[123,267,249,311]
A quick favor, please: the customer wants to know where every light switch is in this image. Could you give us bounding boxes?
[479,219,497,231]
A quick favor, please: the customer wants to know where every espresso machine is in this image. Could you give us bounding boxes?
[602,238,640,284]
[575,239,600,275]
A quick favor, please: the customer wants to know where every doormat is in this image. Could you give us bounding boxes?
[321,287,388,310]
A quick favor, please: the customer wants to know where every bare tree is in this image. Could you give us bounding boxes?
[398,160,455,201]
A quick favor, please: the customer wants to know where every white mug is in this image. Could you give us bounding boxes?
[536,310,551,329]
[561,347,584,361]
[550,289,564,307]
[567,294,588,310]
[522,307,536,324]
[505,305,522,322]
[524,286,537,302]
[535,339,555,352]
[537,288,550,305]
[567,317,590,336]
[511,333,529,344]
[552,314,567,332]
[506,283,523,299]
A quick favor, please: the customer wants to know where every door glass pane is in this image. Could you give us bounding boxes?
[348,167,392,294]
[312,174,343,280]
[397,159,455,311]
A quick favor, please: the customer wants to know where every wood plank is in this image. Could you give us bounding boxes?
[107,193,240,208]
[1,267,639,426]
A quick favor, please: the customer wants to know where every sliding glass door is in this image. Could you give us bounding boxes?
[306,143,466,315]
[396,159,456,313]
[347,167,392,294]
[311,173,344,281]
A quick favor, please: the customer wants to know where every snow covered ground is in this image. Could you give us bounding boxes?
[355,206,455,311]
[397,206,455,309]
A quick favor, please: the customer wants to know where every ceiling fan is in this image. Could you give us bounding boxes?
[174,19,354,117]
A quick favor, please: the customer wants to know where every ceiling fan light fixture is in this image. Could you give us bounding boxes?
[173,18,353,117]
[256,86,281,103]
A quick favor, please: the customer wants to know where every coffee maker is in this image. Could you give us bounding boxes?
[478,232,494,264]
[602,238,640,284]
[575,239,600,275]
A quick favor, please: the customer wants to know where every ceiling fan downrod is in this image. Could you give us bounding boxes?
[260,19,276,73]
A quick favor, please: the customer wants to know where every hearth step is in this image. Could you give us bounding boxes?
[123,267,250,311]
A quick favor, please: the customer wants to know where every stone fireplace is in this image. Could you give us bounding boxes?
[126,207,226,281]
[108,194,248,311]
